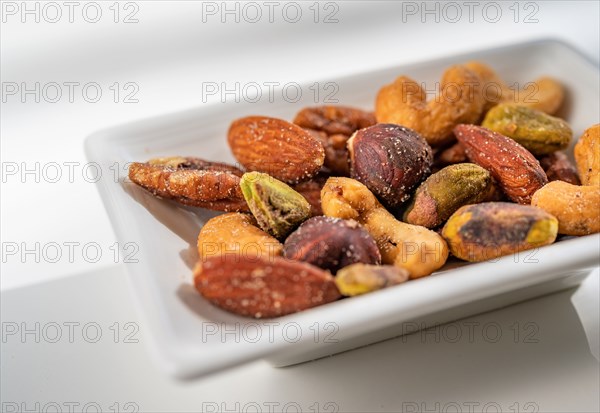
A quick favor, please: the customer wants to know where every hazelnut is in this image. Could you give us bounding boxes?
[283,216,381,273]
[348,124,433,209]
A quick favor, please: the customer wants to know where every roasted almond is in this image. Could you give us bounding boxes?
[228,116,325,184]
[195,255,341,318]
[454,124,547,204]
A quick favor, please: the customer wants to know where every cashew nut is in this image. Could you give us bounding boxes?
[375,65,485,146]
[574,124,600,187]
[197,213,283,262]
[465,61,564,115]
[531,181,600,236]
[320,177,449,278]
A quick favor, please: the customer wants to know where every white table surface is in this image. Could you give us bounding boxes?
[1,1,599,412]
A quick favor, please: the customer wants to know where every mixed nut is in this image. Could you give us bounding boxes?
[129,61,600,318]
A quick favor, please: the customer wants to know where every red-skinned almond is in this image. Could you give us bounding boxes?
[228,116,325,184]
[454,124,547,204]
[194,255,341,318]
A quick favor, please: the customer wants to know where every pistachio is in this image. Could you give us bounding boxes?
[335,264,409,296]
[441,202,558,262]
[403,163,492,228]
[283,216,381,273]
[240,172,311,239]
[482,104,572,155]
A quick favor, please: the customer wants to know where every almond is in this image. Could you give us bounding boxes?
[227,116,325,184]
[194,255,341,318]
[454,124,547,204]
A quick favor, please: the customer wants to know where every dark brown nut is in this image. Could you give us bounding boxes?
[304,128,328,142]
[294,106,376,137]
[295,106,376,176]
[195,255,341,318]
[539,152,581,185]
[307,129,352,176]
[128,156,249,212]
[348,124,433,209]
[454,124,548,204]
[434,142,468,167]
[283,216,381,273]
[227,116,325,184]
[293,174,329,216]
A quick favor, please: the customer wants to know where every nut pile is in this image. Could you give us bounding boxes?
[128,61,600,318]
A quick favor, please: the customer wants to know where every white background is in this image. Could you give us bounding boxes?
[1,1,599,412]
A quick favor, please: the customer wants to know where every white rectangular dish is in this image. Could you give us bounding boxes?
[86,38,600,379]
